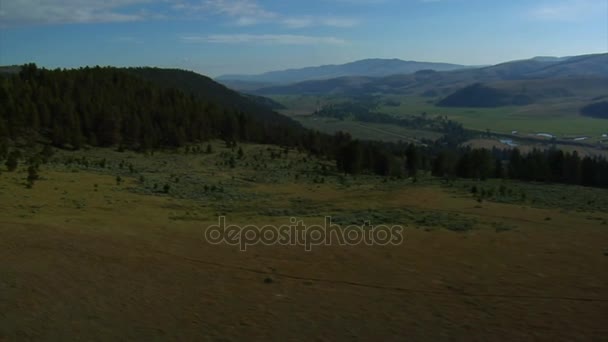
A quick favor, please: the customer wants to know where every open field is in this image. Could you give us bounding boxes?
[377,96,608,139]
[271,94,608,142]
[2,143,608,340]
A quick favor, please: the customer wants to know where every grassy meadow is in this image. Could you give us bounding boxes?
[272,94,608,141]
[377,96,608,138]
[1,142,608,340]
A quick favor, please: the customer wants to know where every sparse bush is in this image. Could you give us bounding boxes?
[40,145,54,163]
[26,164,39,188]
[0,142,8,160]
[5,151,19,172]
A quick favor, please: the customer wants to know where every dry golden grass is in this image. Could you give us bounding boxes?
[1,148,607,340]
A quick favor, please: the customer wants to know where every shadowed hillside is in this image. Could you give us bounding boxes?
[437,83,533,107]
[581,102,608,119]
[0,64,304,149]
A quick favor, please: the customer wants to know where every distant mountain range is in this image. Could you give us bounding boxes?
[216,58,472,85]
[249,53,608,99]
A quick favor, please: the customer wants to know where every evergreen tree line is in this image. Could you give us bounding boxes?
[432,146,608,188]
[1,64,607,188]
[0,64,304,149]
[333,135,608,188]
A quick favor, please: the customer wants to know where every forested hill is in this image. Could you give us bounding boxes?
[0,64,304,149]
[1,64,607,188]
[581,101,608,119]
[437,83,533,107]
[127,67,290,124]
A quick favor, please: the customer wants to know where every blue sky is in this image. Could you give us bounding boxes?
[1,0,607,77]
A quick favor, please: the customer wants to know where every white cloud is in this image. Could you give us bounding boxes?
[0,0,361,28]
[281,16,359,28]
[320,17,360,28]
[194,0,277,25]
[281,17,315,29]
[529,0,608,21]
[173,0,360,28]
[181,34,347,45]
[0,0,153,25]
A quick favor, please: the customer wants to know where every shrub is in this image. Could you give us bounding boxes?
[5,151,19,172]
[26,165,39,188]
[40,145,54,163]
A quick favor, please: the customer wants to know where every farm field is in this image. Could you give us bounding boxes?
[1,142,607,340]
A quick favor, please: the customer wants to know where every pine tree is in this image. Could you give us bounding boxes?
[26,164,39,188]
[405,144,419,177]
[5,151,19,171]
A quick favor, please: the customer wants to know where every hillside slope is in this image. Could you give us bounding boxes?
[0,64,304,149]
[217,58,471,85]
[127,68,294,124]
[253,53,608,96]
[437,83,533,107]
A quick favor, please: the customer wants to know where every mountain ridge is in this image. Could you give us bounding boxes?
[217,58,472,85]
[250,53,608,96]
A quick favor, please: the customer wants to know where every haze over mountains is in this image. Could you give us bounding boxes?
[245,53,608,99]
[217,58,472,86]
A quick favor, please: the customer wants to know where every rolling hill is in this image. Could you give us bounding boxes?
[437,83,533,108]
[0,65,307,149]
[217,58,471,86]
[252,54,608,107]
[127,67,293,123]
[252,53,607,96]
